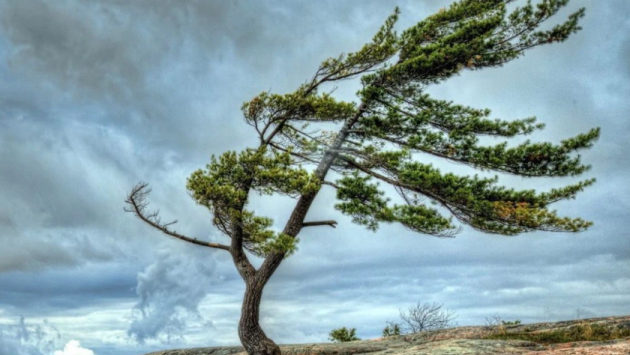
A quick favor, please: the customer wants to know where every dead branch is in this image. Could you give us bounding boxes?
[124,182,230,251]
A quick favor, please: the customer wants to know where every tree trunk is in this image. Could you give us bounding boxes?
[238,280,281,355]
[238,100,372,354]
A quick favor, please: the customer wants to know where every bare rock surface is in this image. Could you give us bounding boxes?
[143,316,630,355]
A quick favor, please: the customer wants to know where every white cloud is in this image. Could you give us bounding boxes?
[128,244,219,344]
[53,340,95,355]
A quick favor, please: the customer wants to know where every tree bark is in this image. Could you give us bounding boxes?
[238,279,281,355]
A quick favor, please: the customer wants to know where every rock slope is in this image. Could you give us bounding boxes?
[143,316,630,355]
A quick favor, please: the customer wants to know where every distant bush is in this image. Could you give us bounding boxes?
[329,327,360,342]
[382,322,401,337]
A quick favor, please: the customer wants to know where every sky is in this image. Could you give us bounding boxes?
[0,0,628,354]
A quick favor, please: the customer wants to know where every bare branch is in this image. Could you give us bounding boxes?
[125,183,230,251]
[484,313,503,328]
[302,220,338,228]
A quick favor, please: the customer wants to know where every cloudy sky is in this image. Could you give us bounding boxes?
[0,0,628,354]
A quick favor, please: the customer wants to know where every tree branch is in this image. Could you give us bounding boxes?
[321,180,340,189]
[262,79,325,146]
[268,142,321,165]
[256,102,371,285]
[229,214,258,280]
[125,183,230,251]
[302,220,338,228]
[333,154,460,218]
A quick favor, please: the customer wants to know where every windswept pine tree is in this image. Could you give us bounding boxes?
[126,1,598,354]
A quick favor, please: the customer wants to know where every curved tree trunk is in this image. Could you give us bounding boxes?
[239,280,281,355]
[236,102,371,355]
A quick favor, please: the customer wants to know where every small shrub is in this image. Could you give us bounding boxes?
[329,327,360,343]
[382,322,401,337]
[399,302,457,333]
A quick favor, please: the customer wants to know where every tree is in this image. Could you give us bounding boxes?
[399,302,456,333]
[125,1,597,354]
[329,327,361,343]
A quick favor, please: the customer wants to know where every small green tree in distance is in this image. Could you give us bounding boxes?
[126,1,597,354]
[329,327,361,343]
[383,322,402,337]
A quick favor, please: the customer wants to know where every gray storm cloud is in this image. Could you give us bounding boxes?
[0,120,137,272]
[0,0,153,104]
[128,244,219,344]
[0,0,418,151]
[0,0,324,151]
[0,0,628,353]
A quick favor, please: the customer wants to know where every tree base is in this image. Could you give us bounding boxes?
[242,338,281,355]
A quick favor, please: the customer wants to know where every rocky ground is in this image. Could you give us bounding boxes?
[144,316,630,355]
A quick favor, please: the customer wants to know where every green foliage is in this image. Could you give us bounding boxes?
[332,0,595,237]
[240,211,299,256]
[382,322,401,337]
[243,90,357,126]
[362,0,585,90]
[336,157,594,234]
[334,172,392,231]
[329,327,361,343]
[315,8,400,84]
[356,94,599,178]
[486,323,630,344]
[501,320,522,326]
[186,147,317,256]
[188,147,319,201]
[186,0,596,258]
[335,172,457,236]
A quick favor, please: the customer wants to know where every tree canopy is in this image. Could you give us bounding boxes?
[176,0,597,257]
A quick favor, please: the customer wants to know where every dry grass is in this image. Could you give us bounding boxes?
[485,322,630,344]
